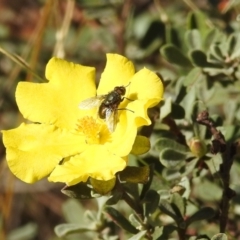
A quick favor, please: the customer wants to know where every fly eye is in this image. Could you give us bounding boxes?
[121,88,126,94]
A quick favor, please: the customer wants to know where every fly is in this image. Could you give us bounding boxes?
[79,84,132,132]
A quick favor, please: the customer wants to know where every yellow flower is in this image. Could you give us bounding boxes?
[2,54,163,185]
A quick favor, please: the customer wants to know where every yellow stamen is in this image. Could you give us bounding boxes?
[77,116,100,144]
[76,116,111,144]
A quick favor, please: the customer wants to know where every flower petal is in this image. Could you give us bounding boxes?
[16,58,96,130]
[49,145,127,185]
[97,54,135,94]
[2,123,86,183]
[107,112,137,156]
[128,67,163,104]
[122,67,164,127]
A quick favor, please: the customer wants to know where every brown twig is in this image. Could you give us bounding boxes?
[196,110,226,154]
[196,110,236,232]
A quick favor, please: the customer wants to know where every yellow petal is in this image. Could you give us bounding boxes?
[128,100,151,127]
[107,112,137,156]
[97,54,135,94]
[48,145,127,185]
[2,123,86,183]
[129,68,163,104]
[16,58,96,130]
[122,68,163,127]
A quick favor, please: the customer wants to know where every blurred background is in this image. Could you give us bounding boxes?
[0,0,240,239]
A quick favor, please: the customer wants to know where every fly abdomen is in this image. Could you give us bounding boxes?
[98,104,107,119]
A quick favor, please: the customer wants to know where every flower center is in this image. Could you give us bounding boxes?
[76,116,111,144]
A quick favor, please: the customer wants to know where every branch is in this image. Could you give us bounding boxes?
[196,110,236,232]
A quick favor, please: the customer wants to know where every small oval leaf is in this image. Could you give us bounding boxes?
[128,230,147,240]
[160,148,187,169]
[226,34,236,57]
[183,67,202,87]
[171,103,185,119]
[129,213,142,228]
[143,190,160,215]
[154,137,188,152]
[211,233,228,240]
[160,44,192,68]
[61,182,93,199]
[185,29,202,50]
[105,190,123,205]
[104,207,138,234]
[186,207,215,227]
[160,97,172,120]
[131,135,150,155]
[159,199,178,220]
[119,166,150,184]
[171,193,185,218]
[190,50,211,67]
[54,223,96,237]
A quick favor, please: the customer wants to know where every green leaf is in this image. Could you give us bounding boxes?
[160,148,187,168]
[226,34,236,57]
[62,199,85,223]
[76,0,112,7]
[159,199,184,224]
[140,164,154,200]
[187,11,209,38]
[143,190,160,215]
[157,225,177,240]
[160,97,172,120]
[61,182,93,199]
[180,158,199,177]
[192,179,222,201]
[165,25,181,47]
[7,223,38,240]
[90,178,116,195]
[131,135,150,155]
[160,98,185,119]
[160,44,192,68]
[175,84,187,104]
[230,34,240,59]
[104,207,138,234]
[159,199,178,220]
[180,83,196,119]
[171,193,185,218]
[151,226,164,239]
[129,213,142,228]
[123,182,140,199]
[185,207,215,227]
[154,137,188,152]
[205,154,222,175]
[128,230,147,240]
[189,236,210,240]
[183,67,202,87]
[185,29,202,50]
[211,233,228,240]
[190,49,214,67]
[210,43,225,61]
[171,103,185,119]
[105,189,123,205]
[119,166,150,184]
[54,223,96,237]
[203,28,220,50]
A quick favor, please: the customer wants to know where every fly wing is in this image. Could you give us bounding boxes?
[79,96,105,109]
[105,108,118,133]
